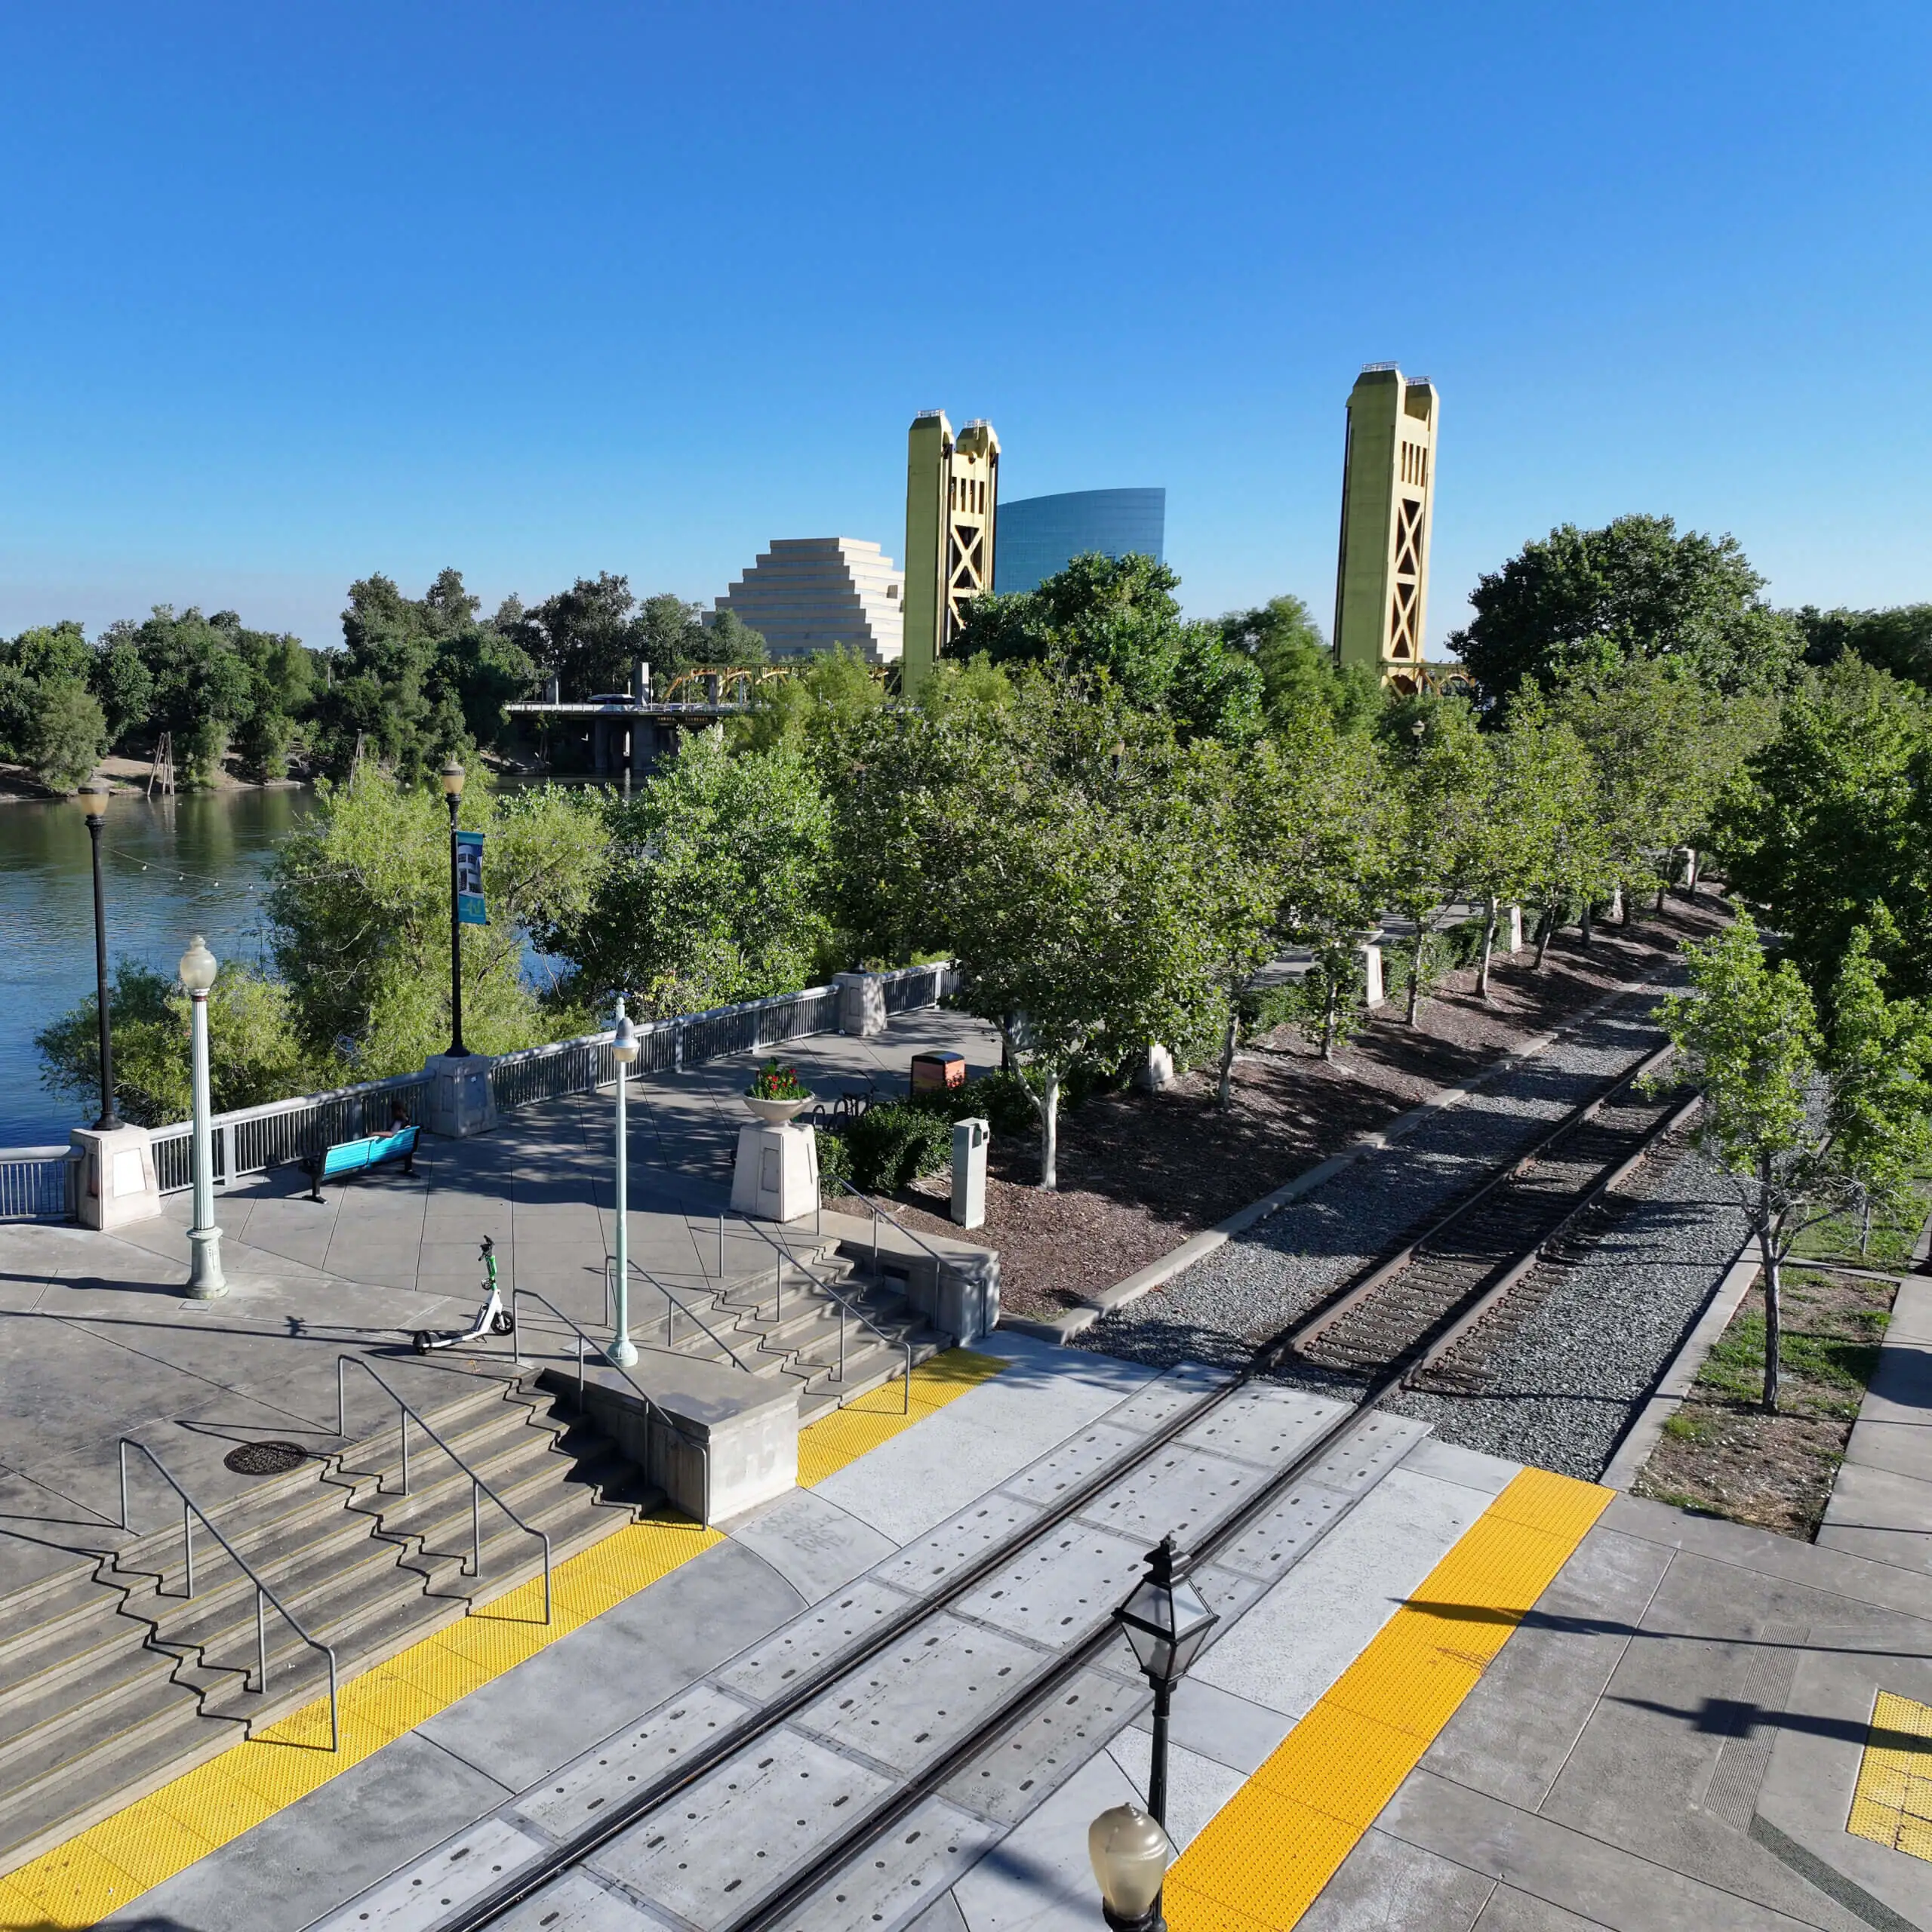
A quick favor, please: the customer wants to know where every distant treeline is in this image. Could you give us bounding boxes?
[0,570,768,792]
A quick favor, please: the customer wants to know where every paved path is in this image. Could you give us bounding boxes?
[0,1007,998,1603]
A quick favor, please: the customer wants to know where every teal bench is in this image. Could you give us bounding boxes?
[306,1124,418,1201]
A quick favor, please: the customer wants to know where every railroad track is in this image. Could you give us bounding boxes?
[1278,1041,1701,1393]
[409,1008,1696,1932]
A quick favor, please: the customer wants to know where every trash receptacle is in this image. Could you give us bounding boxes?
[951,1117,989,1229]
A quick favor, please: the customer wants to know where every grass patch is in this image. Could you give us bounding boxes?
[1635,1264,1901,1541]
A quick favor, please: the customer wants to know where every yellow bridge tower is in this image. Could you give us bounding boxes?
[901,408,999,694]
[1333,365,1438,692]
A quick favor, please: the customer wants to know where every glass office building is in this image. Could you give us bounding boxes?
[992,488,1166,594]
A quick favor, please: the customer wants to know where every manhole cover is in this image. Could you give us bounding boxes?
[224,1440,308,1477]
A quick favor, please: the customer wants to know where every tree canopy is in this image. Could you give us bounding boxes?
[1450,514,1803,703]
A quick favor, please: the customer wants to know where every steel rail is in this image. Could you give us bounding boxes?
[437,1000,1690,1930]
[1283,1040,1680,1359]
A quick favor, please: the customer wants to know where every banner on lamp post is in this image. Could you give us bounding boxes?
[455,830,488,925]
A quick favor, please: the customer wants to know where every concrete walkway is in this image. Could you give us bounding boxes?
[0,1006,998,1604]
[1819,1272,1932,1578]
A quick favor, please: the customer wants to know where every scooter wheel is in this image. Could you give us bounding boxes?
[491,1311,515,1336]
[412,1331,432,1355]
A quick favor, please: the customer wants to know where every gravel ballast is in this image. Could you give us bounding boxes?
[1077,986,1680,1375]
[1387,1143,1752,1479]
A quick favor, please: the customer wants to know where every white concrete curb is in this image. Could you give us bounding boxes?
[1599,1249,1760,1491]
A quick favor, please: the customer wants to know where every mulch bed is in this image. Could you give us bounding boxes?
[881,896,1730,1318]
[1634,1268,1897,1540]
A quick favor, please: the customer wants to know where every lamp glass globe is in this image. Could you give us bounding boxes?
[178,935,219,993]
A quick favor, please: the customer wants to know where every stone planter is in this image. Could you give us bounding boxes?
[743,1094,812,1126]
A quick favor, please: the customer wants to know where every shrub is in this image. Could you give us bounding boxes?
[814,1124,854,1195]
[844,1100,955,1192]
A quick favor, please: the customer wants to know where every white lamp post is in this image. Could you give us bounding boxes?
[179,935,226,1300]
[608,1001,639,1367]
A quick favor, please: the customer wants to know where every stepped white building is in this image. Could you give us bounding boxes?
[709,537,905,664]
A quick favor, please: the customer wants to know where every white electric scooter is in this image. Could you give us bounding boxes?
[413,1236,516,1354]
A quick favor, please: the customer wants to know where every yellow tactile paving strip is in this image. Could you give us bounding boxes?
[0,1346,1006,1930]
[1849,1690,1932,1863]
[796,1346,1005,1486]
[1164,1465,1615,1932]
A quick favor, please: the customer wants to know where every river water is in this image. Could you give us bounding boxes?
[0,788,310,1148]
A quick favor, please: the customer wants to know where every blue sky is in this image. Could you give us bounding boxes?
[0,2,1924,654]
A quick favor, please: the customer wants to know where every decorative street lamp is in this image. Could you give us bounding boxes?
[178,935,226,1299]
[76,786,121,1130]
[1091,1534,1220,1930]
[440,759,468,1057]
[608,1001,639,1367]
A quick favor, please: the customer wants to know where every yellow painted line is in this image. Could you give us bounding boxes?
[1848,1689,1932,1862]
[1164,1465,1614,1932]
[0,1348,1004,1930]
[796,1346,1006,1486]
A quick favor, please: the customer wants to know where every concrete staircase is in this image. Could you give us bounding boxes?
[645,1239,950,1422]
[0,1374,654,1879]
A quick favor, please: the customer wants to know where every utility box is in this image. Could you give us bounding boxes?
[951,1117,989,1229]
[911,1051,968,1096]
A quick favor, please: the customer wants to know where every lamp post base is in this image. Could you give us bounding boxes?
[186,1226,227,1299]
[607,1336,638,1368]
[1102,1906,1164,1931]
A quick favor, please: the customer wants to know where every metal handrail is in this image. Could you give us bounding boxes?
[510,1287,717,1527]
[721,1205,912,1414]
[605,1256,755,1373]
[822,1174,994,1345]
[116,1438,341,1751]
[334,1358,552,1624]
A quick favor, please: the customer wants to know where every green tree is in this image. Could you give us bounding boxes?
[1451,514,1803,704]
[311,571,529,782]
[927,681,1201,1186]
[1657,911,1932,1411]
[1166,737,1307,1105]
[1380,699,1490,1022]
[539,728,832,1017]
[955,553,1263,741]
[1275,717,1386,1060]
[730,646,885,757]
[269,774,602,1073]
[1500,685,1617,968]
[25,681,108,790]
[1797,604,1932,688]
[35,960,320,1126]
[1220,595,1380,736]
[1716,655,1932,1004]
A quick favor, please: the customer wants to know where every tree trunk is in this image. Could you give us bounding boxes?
[1475,895,1498,1001]
[1580,902,1595,947]
[1217,1010,1238,1108]
[1534,905,1555,970]
[1617,888,1631,926]
[1656,875,1668,915]
[1759,1217,1782,1414]
[1684,848,1700,896]
[1038,1070,1061,1190]
[1406,925,1426,1025]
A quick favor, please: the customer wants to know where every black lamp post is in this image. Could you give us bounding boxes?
[77,786,121,1130]
[440,759,468,1057]
[1091,1535,1220,1931]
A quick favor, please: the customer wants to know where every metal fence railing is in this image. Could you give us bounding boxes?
[5,964,954,1210]
[0,1147,74,1223]
[149,1074,431,1198]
